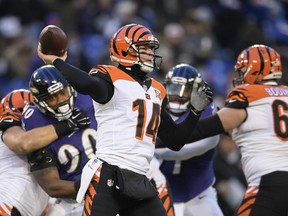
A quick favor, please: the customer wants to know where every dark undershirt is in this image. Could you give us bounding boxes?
[53,59,201,151]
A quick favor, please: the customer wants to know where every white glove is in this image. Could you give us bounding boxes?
[190,79,213,115]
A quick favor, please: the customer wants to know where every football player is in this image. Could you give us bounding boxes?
[37,23,213,216]
[155,64,223,216]
[0,89,89,216]
[172,44,288,216]
[22,65,95,215]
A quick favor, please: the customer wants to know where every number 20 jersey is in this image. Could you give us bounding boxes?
[90,65,166,175]
[225,84,288,184]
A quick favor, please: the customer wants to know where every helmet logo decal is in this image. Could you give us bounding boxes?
[47,82,64,94]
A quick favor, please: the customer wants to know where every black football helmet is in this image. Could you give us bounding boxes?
[164,64,202,114]
[29,65,76,121]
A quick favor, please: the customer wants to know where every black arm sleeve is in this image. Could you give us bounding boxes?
[155,137,165,148]
[156,113,225,150]
[187,114,225,143]
[157,108,200,151]
[53,59,113,103]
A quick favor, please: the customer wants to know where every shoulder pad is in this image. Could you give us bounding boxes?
[225,86,249,108]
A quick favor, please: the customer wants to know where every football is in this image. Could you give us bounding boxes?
[39,25,68,56]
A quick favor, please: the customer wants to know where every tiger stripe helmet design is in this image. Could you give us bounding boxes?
[0,89,33,123]
[233,44,282,86]
[110,23,162,73]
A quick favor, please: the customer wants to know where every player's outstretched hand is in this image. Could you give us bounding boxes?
[67,108,91,131]
[190,80,213,115]
[37,43,67,65]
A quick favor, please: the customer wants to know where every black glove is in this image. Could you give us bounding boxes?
[190,81,213,115]
[53,108,91,137]
[67,108,91,131]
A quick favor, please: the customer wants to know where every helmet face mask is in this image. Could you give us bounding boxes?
[135,43,162,73]
[166,83,192,114]
[164,64,201,114]
[30,65,76,121]
[233,44,282,86]
[232,69,245,87]
[110,24,162,73]
[38,86,74,119]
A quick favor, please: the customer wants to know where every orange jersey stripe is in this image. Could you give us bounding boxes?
[0,203,12,216]
[95,65,135,83]
[237,186,258,216]
[237,197,256,214]
[84,195,92,216]
[90,65,166,100]
[225,84,288,108]
[238,208,252,216]
[88,182,97,198]
[243,186,259,199]
[167,208,175,216]
[83,182,97,216]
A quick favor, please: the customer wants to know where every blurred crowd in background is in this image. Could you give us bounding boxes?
[1,0,288,215]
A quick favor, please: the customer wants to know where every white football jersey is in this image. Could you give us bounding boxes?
[226,84,288,184]
[92,66,165,175]
[0,131,49,216]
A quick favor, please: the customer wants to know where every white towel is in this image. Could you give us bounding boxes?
[76,157,103,203]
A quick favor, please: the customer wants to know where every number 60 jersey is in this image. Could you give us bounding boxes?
[225,83,288,184]
[22,93,97,182]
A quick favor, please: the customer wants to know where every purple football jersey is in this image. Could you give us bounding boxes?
[160,104,218,202]
[22,93,97,181]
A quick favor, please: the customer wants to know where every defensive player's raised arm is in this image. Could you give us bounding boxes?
[157,81,214,151]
